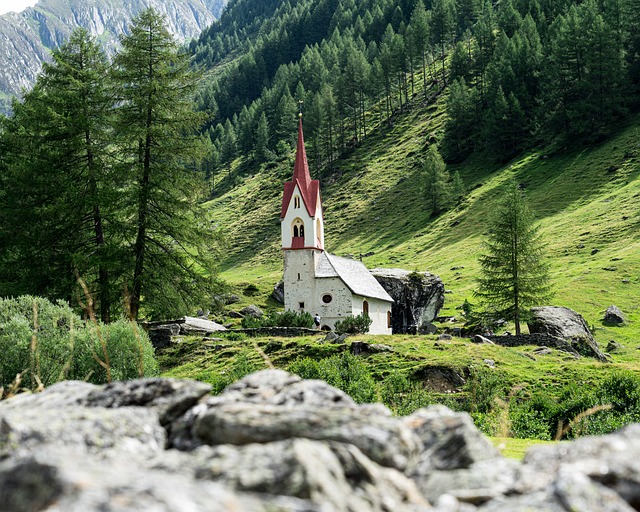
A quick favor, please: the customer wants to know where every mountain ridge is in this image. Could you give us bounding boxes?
[0,0,228,113]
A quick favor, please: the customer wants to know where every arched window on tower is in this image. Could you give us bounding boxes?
[292,219,304,245]
[294,196,301,208]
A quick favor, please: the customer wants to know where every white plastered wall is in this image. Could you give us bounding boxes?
[352,295,392,335]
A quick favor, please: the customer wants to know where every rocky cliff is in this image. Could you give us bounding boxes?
[0,0,227,113]
[2,370,639,511]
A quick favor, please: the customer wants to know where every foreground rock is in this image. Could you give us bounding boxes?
[528,306,608,362]
[371,268,445,334]
[3,370,640,511]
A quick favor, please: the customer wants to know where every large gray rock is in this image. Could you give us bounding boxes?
[371,268,445,334]
[528,306,608,362]
[7,370,640,511]
[179,316,227,335]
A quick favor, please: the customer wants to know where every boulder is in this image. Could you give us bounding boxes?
[240,305,263,318]
[604,305,625,325]
[147,323,181,348]
[371,268,445,334]
[528,306,608,362]
[471,335,494,344]
[179,316,227,335]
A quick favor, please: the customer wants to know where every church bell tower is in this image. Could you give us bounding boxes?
[280,116,324,312]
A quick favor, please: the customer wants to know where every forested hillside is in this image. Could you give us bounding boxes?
[188,0,640,344]
[193,0,640,184]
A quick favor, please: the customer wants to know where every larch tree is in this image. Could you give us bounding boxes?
[475,181,552,335]
[112,8,219,320]
[0,29,119,321]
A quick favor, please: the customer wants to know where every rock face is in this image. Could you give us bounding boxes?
[528,306,608,362]
[4,370,640,511]
[0,0,228,114]
[371,268,445,334]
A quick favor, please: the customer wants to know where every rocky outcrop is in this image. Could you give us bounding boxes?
[528,306,608,362]
[371,268,445,334]
[4,370,640,511]
[0,0,227,113]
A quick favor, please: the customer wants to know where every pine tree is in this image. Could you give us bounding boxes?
[112,8,218,319]
[255,111,271,163]
[0,29,119,321]
[421,145,452,215]
[431,0,457,84]
[476,181,552,334]
[410,0,432,98]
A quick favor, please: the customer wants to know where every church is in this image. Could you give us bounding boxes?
[280,117,393,335]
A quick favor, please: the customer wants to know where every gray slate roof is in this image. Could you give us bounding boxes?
[316,253,393,303]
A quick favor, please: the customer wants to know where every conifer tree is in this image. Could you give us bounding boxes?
[476,181,552,335]
[421,145,452,215]
[255,111,271,163]
[0,29,119,321]
[112,8,218,319]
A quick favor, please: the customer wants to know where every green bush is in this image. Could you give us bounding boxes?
[380,371,439,416]
[241,310,314,329]
[210,350,261,394]
[509,404,553,440]
[288,352,377,403]
[335,313,372,334]
[595,372,640,413]
[0,295,158,390]
[463,366,508,414]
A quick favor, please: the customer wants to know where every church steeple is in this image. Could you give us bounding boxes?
[280,116,324,251]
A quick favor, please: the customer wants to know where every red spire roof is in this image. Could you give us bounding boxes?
[280,117,321,218]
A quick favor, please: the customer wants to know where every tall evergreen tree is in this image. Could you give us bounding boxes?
[112,8,218,319]
[476,181,552,335]
[431,0,457,84]
[410,0,432,97]
[0,29,119,321]
[421,144,452,215]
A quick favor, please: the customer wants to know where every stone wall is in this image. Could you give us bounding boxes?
[230,327,323,337]
[485,334,580,357]
[3,370,640,511]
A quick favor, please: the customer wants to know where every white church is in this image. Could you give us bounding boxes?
[280,117,393,335]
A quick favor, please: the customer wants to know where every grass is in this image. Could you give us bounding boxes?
[491,437,556,460]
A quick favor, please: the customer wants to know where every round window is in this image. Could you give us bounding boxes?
[322,294,332,304]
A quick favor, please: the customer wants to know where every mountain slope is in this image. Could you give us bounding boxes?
[208,100,640,347]
[0,0,227,112]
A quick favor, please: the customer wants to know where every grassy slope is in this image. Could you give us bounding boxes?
[160,86,640,451]
[207,92,640,351]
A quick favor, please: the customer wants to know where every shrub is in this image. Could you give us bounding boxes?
[595,372,640,413]
[241,310,314,329]
[509,404,553,440]
[380,371,439,415]
[463,366,508,414]
[0,295,158,390]
[335,313,372,334]
[210,350,261,394]
[288,352,377,404]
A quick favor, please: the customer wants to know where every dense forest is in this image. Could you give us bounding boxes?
[194,0,640,184]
